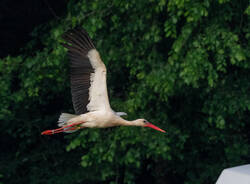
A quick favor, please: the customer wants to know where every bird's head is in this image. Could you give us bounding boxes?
[134,119,166,133]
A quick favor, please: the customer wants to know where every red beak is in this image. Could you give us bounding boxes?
[144,123,166,133]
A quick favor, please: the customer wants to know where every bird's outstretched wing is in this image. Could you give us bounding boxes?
[62,28,111,114]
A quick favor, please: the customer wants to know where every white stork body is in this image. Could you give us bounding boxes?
[41,28,165,135]
[62,111,129,128]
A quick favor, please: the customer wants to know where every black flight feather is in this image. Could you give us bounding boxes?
[62,27,95,115]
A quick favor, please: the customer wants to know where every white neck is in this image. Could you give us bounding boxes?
[117,118,140,127]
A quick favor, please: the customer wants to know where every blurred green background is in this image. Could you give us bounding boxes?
[0,0,250,183]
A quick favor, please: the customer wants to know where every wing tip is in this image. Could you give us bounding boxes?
[62,27,95,51]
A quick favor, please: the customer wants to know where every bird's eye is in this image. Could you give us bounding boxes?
[143,120,147,123]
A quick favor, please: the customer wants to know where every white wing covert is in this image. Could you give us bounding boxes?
[62,28,111,114]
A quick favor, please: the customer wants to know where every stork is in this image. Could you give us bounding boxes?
[41,27,166,135]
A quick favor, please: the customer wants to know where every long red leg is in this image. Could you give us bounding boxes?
[41,122,84,135]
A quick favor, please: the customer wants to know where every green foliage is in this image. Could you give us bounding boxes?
[1,0,250,184]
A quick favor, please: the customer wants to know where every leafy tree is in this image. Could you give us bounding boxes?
[0,0,249,183]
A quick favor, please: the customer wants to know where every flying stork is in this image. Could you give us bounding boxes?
[41,27,166,135]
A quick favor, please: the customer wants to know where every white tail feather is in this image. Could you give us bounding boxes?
[58,113,77,127]
[58,113,79,133]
